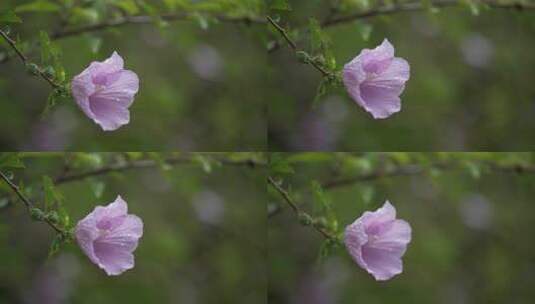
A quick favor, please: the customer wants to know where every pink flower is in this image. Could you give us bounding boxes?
[75,195,143,276]
[344,201,411,281]
[343,39,410,119]
[71,51,139,131]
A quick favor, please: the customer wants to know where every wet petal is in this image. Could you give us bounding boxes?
[94,241,134,276]
[361,245,403,281]
[89,96,130,131]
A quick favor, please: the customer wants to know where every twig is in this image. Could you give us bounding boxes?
[268,176,337,240]
[55,154,266,184]
[0,13,264,64]
[52,13,266,39]
[322,0,535,27]
[267,16,332,77]
[0,170,66,234]
[0,29,60,88]
[321,162,535,189]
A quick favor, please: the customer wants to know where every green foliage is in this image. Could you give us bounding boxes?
[15,0,61,13]
[307,18,336,70]
[0,153,24,169]
[0,11,22,23]
[112,0,140,15]
[268,0,292,11]
[42,175,70,228]
[311,180,338,233]
[269,153,294,176]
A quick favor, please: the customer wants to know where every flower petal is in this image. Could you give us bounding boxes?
[93,241,135,276]
[359,39,395,74]
[361,245,403,281]
[71,72,96,119]
[344,218,369,270]
[91,70,139,107]
[75,216,100,265]
[88,51,124,85]
[89,96,130,131]
[359,85,402,119]
[98,214,143,252]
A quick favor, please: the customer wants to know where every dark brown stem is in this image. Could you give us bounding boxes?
[267,16,332,77]
[268,176,337,240]
[0,170,66,234]
[322,0,535,27]
[55,155,266,185]
[321,162,535,189]
[0,29,60,88]
[52,13,265,39]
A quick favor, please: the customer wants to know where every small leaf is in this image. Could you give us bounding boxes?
[269,153,294,176]
[357,23,373,41]
[0,153,24,169]
[42,176,61,212]
[113,0,140,15]
[462,0,480,15]
[48,233,66,257]
[268,0,292,11]
[464,162,481,179]
[39,30,51,64]
[90,180,105,199]
[86,36,102,54]
[0,11,22,23]
[193,13,210,30]
[193,154,212,173]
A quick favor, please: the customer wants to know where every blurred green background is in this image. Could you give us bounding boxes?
[268,0,535,151]
[269,152,535,303]
[0,152,266,303]
[0,0,266,150]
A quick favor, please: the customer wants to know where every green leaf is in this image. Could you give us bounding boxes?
[0,153,24,169]
[193,154,213,173]
[311,181,337,232]
[268,0,292,11]
[90,180,105,199]
[39,30,51,63]
[48,233,65,258]
[461,0,480,16]
[0,11,22,23]
[113,0,140,15]
[42,86,69,116]
[269,153,294,176]
[86,36,102,54]
[357,23,373,41]
[42,176,62,212]
[463,161,481,179]
[15,0,61,13]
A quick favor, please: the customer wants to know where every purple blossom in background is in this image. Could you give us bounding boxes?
[71,52,139,131]
[344,201,411,281]
[343,39,410,119]
[75,195,143,276]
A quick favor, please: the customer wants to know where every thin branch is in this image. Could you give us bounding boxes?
[52,13,266,39]
[268,176,337,240]
[0,29,60,88]
[55,155,266,185]
[0,170,66,234]
[321,162,535,189]
[0,13,264,64]
[267,16,333,77]
[322,0,535,27]
[265,0,535,52]
[266,16,297,50]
